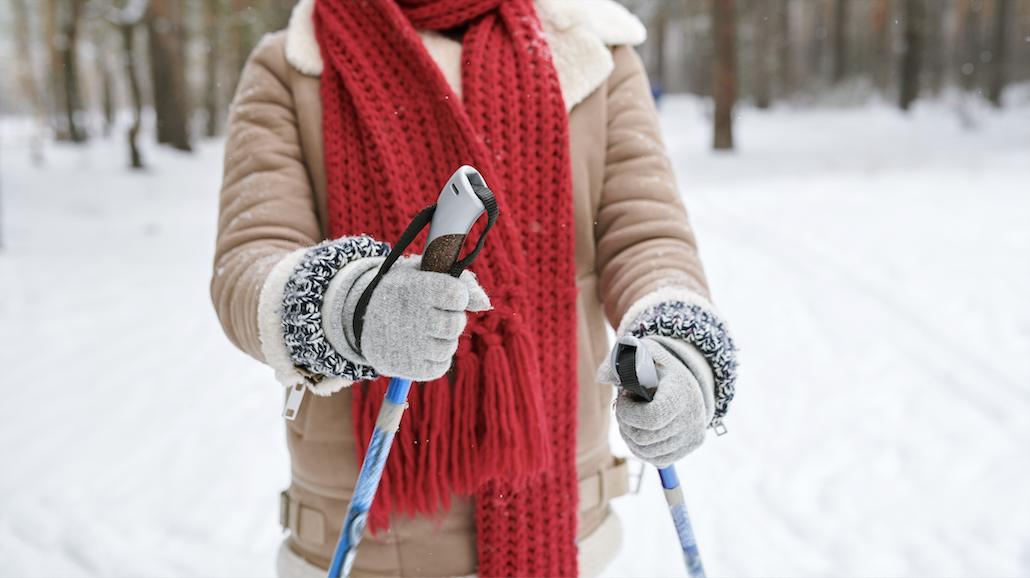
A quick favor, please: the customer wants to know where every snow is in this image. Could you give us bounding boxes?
[2,92,1028,577]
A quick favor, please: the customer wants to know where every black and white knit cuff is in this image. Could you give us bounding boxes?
[618,288,738,431]
[281,237,389,383]
[258,237,389,395]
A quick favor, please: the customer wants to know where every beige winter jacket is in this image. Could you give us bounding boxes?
[212,1,722,576]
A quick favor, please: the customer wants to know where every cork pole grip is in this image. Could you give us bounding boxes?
[421,234,467,274]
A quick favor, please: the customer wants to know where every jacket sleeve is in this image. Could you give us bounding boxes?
[595,45,708,323]
[595,46,737,429]
[212,32,321,362]
[211,33,383,395]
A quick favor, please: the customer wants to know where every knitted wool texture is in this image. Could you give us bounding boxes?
[314,1,579,576]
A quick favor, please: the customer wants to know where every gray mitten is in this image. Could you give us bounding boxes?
[338,256,490,381]
[596,336,715,468]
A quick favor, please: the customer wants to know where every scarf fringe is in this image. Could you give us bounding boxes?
[451,341,479,495]
[477,317,551,486]
[501,317,552,477]
[352,321,551,533]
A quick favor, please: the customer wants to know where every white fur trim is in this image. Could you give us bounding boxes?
[259,249,355,396]
[285,0,322,76]
[282,0,646,110]
[538,0,647,45]
[306,375,351,396]
[578,508,623,577]
[258,248,309,387]
[537,11,613,111]
[616,286,719,337]
[536,0,647,109]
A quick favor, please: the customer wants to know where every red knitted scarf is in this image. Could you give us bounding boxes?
[314,0,579,575]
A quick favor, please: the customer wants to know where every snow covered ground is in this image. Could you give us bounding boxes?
[1,91,1028,577]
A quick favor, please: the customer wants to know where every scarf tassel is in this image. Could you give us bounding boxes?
[352,319,552,534]
[450,340,480,496]
[475,318,551,487]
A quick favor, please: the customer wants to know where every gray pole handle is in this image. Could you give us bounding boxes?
[421,166,487,274]
[612,335,660,402]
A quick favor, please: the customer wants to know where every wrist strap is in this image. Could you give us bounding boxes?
[352,183,498,353]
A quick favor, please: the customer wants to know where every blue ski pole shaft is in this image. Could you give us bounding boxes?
[611,335,707,577]
[657,466,706,578]
[327,377,412,578]
[326,167,498,578]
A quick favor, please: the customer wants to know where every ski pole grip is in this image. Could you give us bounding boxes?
[612,335,660,402]
[421,235,467,273]
[421,166,497,276]
[353,167,497,351]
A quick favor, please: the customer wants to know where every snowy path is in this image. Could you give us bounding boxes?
[603,97,1030,577]
[0,136,290,576]
[2,95,1028,577]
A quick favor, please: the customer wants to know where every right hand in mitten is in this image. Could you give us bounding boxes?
[354,256,490,381]
[596,336,714,468]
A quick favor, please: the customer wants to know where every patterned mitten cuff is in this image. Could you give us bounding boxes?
[257,236,389,395]
[617,288,738,431]
[321,256,385,367]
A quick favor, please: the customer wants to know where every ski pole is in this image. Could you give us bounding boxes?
[327,166,498,578]
[611,335,707,578]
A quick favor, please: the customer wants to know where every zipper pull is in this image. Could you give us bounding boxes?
[283,383,306,420]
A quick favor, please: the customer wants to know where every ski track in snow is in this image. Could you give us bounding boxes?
[1,93,1028,577]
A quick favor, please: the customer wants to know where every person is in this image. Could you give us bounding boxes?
[211,0,737,576]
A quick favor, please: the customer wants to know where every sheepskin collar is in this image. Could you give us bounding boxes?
[284,0,646,111]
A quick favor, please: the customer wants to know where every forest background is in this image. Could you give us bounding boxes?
[1,0,1029,169]
[1,1,1029,576]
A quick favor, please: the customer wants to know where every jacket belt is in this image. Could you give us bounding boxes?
[281,457,629,544]
[281,490,328,546]
[578,456,630,512]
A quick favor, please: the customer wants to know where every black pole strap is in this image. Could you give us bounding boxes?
[352,177,499,354]
[448,175,498,277]
[352,204,437,353]
[617,346,654,402]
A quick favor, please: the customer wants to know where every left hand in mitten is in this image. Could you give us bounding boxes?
[596,335,715,468]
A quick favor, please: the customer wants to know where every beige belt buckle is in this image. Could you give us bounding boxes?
[279,490,290,530]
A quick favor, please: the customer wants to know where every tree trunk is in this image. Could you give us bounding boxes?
[899,0,924,110]
[1019,1,1030,83]
[987,0,1010,106]
[924,0,945,95]
[121,23,145,168]
[808,0,825,82]
[755,0,773,108]
[62,0,87,142]
[148,0,191,151]
[12,0,46,162]
[775,0,792,98]
[99,31,115,138]
[871,0,891,90]
[229,0,255,100]
[958,0,982,91]
[688,6,715,97]
[832,0,848,82]
[204,0,221,136]
[713,0,737,150]
[107,0,149,167]
[47,0,87,142]
[265,0,297,32]
[654,15,667,93]
[45,0,69,141]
